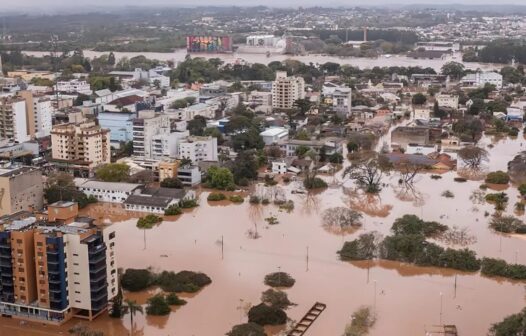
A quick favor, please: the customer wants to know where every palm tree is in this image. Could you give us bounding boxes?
[124,299,143,336]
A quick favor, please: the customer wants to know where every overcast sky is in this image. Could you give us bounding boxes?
[2,0,526,10]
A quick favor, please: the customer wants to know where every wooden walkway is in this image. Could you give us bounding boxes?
[287,302,326,336]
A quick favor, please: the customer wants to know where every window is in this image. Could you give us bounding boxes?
[109,232,116,239]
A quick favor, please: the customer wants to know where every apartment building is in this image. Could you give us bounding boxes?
[0,201,117,324]
[178,136,218,163]
[51,120,111,175]
[331,88,352,118]
[56,80,92,95]
[271,71,305,109]
[0,166,43,216]
[0,97,30,143]
[461,72,503,89]
[132,110,171,159]
[19,91,53,138]
[436,94,459,110]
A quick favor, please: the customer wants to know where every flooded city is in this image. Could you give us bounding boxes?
[0,131,525,336]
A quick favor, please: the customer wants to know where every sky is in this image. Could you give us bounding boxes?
[2,0,526,10]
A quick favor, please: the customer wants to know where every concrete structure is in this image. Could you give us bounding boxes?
[177,165,201,186]
[158,161,179,182]
[280,138,344,157]
[0,202,117,324]
[271,71,305,109]
[74,179,142,203]
[109,68,170,88]
[413,107,431,120]
[178,136,218,163]
[151,131,189,159]
[436,94,459,110]
[132,111,171,159]
[0,97,30,143]
[461,72,503,89]
[98,111,136,144]
[56,80,92,95]
[248,91,272,114]
[51,120,111,175]
[246,35,280,47]
[0,166,43,216]
[331,88,352,118]
[391,126,431,149]
[260,127,289,145]
[415,41,460,52]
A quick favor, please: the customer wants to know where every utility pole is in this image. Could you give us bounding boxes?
[306,246,309,271]
[439,292,443,325]
[221,235,224,260]
[50,34,60,112]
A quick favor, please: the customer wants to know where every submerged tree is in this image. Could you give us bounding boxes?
[343,156,386,193]
[458,146,489,170]
[322,207,363,233]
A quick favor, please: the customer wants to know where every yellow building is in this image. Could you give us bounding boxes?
[158,160,179,182]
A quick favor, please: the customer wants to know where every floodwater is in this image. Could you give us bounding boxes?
[22,49,502,72]
[1,133,526,336]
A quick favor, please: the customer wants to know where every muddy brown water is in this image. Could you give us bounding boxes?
[1,133,526,336]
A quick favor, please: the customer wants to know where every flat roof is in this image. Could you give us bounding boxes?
[74,178,143,193]
[260,128,288,137]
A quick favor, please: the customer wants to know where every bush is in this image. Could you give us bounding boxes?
[338,233,379,261]
[441,190,454,198]
[485,171,510,184]
[391,215,448,238]
[156,270,212,293]
[430,175,442,180]
[248,303,287,326]
[283,176,291,183]
[226,323,267,336]
[164,204,182,216]
[261,198,270,205]
[160,177,183,189]
[490,308,526,336]
[278,200,294,212]
[165,293,187,306]
[207,166,235,190]
[479,184,489,190]
[518,184,526,196]
[261,289,294,310]
[489,215,526,233]
[485,192,509,210]
[179,198,198,209]
[207,192,227,201]
[515,202,525,212]
[229,195,244,203]
[264,272,295,288]
[453,177,467,182]
[137,214,162,229]
[146,294,171,316]
[481,258,526,280]
[344,306,376,336]
[303,177,328,189]
[264,175,277,186]
[249,196,261,204]
[121,269,154,292]
[508,127,519,137]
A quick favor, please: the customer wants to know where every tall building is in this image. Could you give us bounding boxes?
[132,110,171,159]
[178,136,218,163]
[19,91,53,138]
[271,71,305,109]
[51,120,111,176]
[0,166,44,216]
[0,201,118,324]
[0,97,30,143]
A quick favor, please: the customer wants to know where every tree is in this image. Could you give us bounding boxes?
[261,289,294,310]
[231,150,259,184]
[322,207,363,232]
[411,93,427,105]
[232,128,264,151]
[109,286,124,318]
[264,272,295,288]
[489,308,526,336]
[441,61,465,80]
[295,145,310,158]
[226,323,267,336]
[343,156,385,193]
[45,172,95,208]
[248,303,287,326]
[121,269,154,292]
[338,232,382,261]
[95,163,130,182]
[124,300,144,335]
[458,146,489,170]
[293,98,312,115]
[391,214,447,238]
[207,166,235,190]
[146,295,170,316]
[344,306,376,336]
[160,177,184,189]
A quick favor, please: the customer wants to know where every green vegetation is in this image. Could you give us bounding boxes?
[339,233,380,261]
[226,323,267,336]
[121,269,155,292]
[264,272,296,288]
[146,294,171,316]
[160,177,184,189]
[489,215,526,234]
[453,177,467,183]
[485,193,509,211]
[164,204,182,216]
[45,172,97,209]
[485,171,510,185]
[179,198,198,209]
[303,176,328,189]
[206,166,235,190]
[121,268,212,293]
[165,293,187,306]
[264,216,279,225]
[441,190,455,198]
[95,163,130,182]
[489,307,526,336]
[430,175,442,180]
[207,192,227,201]
[343,306,376,336]
[249,196,261,204]
[229,195,244,203]
[137,215,163,229]
[518,184,526,196]
[261,289,294,310]
[248,303,287,326]
[278,200,295,212]
[481,258,526,280]
[391,215,448,238]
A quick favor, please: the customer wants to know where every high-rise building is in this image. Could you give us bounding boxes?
[0,97,30,143]
[0,166,44,217]
[18,91,53,139]
[178,136,218,163]
[0,201,117,324]
[271,71,305,109]
[132,110,171,159]
[51,120,111,176]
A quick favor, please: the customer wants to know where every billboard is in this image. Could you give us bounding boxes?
[186,35,233,53]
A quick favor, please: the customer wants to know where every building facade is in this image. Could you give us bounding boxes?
[0,97,30,143]
[271,71,305,109]
[0,202,117,325]
[132,111,171,159]
[178,136,218,163]
[0,166,43,216]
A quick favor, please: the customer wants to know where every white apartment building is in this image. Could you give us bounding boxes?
[436,94,459,110]
[178,136,218,163]
[132,110,171,159]
[51,120,111,171]
[332,88,352,118]
[0,98,30,143]
[57,79,92,95]
[33,97,53,137]
[151,131,190,159]
[271,71,305,109]
[461,72,503,89]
